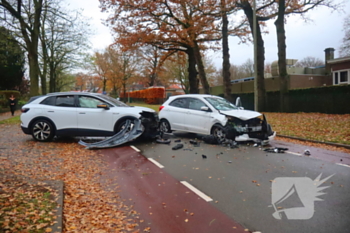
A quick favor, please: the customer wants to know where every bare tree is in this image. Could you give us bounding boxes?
[1,0,44,96]
[295,56,324,67]
[339,14,350,57]
[39,0,91,93]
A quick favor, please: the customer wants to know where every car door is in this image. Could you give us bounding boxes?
[77,95,113,136]
[164,98,189,131]
[42,95,78,132]
[184,98,213,134]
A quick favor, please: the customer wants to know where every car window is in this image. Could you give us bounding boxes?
[98,94,129,107]
[169,98,188,109]
[204,97,237,111]
[40,96,55,106]
[188,98,207,111]
[55,95,75,107]
[78,96,106,108]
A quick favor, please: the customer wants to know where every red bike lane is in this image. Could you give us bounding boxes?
[100,146,248,233]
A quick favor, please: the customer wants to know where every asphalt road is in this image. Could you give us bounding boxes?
[132,132,350,233]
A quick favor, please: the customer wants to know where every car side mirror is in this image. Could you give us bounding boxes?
[97,104,109,110]
[235,97,242,108]
[201,106,210,112]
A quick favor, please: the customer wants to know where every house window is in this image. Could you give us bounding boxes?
[333,70,349,85]
[340,71,348,83]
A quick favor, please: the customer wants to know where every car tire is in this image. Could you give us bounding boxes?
[115,117,138,134]
[211,124,227,142]
[159,119,172,133]
[31,119,55,142]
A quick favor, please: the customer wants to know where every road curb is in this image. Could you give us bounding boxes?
[277,134,350,150]
[43,180,64,233]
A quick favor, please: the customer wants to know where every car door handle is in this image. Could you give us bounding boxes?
[79,112,86,114]
[48,111,54,113]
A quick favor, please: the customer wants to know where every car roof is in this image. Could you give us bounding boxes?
[46,92,102,96]
[169,94,221,99]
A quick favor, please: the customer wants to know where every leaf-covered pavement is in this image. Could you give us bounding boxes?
[0,124,143,232]
[265,112,350,145]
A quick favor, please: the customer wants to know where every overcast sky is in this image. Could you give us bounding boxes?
[67,0,349,68]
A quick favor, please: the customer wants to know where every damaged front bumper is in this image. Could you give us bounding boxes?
[140,111,159,139]
[224,114,275,143]
[235,131,276,142]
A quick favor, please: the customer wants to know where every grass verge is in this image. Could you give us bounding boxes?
[0,116,20,125]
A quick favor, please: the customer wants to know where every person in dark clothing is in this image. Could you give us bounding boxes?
[8,95,17,116]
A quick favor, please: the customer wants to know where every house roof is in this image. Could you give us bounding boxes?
[327,56,350,64]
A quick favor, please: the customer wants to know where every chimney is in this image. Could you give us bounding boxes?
[324,48,335,75]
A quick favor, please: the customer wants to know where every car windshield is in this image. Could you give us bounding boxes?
[205,97,238,111]
[98,95,130,107]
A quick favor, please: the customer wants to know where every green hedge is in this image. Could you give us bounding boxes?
[229,85,350,114]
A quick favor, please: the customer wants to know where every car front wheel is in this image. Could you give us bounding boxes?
[159,119,172,133]
[31,119,55,142]
[211,124,227,142]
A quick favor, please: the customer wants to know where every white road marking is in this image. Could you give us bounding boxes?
[148,158,164,169]
[130,145,140,152]
[285,151,302,156]
[180,181,213,202]
[336,163,350,168]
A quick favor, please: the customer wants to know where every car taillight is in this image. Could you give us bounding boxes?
[159,106,164,112]
[21,108,30,113]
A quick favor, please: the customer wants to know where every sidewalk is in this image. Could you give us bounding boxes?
[0,110,21,121]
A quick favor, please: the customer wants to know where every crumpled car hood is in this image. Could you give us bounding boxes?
[132,106,156,113]
[222,109,262,121]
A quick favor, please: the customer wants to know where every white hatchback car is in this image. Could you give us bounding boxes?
[21,92,159,142]
[158,94,275,143]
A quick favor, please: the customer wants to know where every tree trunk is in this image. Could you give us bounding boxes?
[27,50,40,96]
[193,42,210,94]
[240,1,266,111]
[221,0,232,102]
[186,47,199,94]
[275,0,289,112]
[40,63,47,94]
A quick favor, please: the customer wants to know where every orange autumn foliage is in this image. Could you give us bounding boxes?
[120,87,165,104]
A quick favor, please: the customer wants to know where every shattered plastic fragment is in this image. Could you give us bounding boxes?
[172,144,184,150]
[304,149,311,156]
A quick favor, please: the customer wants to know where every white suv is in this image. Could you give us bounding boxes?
[158,94,275,143]
[21,92,158,142]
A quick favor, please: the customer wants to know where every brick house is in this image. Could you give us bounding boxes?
[327,53,350,85]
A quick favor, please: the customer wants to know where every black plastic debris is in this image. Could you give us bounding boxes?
[172,144,184,150]
[304,149,311,156]
[202,135,218,144]
[189,140,200,147]
[263,147,288,153]
[202,154,207,159]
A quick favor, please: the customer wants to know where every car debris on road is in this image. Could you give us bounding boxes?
[79,119,144,149]
[263,147,289,153]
